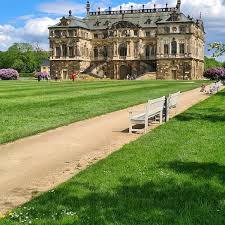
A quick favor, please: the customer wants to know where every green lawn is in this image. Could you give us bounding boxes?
[1,88,225,225]
[0,80,203,144]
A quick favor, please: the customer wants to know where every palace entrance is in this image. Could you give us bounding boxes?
[120,65,131,79]
[61,69,68,80]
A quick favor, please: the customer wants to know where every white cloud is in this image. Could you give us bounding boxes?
[38,0,85,15]
[0,17,59,51]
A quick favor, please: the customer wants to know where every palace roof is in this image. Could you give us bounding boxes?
[49,3,203,31]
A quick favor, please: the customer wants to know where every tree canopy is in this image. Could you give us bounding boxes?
[209,42,225,58]
[204,56,225,70]
[0,43,49,73]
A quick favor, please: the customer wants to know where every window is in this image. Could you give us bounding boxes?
[119,43,127,57]
[180,25,186,33]
[56,47,61,58]
[109,31,114,37]
[68,30,74,37]
[103,46,108,58]
[164,27,170,33]
[94,33,98,38]
[164,44,169,54]
[151,46,155,56]
[145,45,150,57]
[55,30,61,37]
[171,38,177,55]
[134,42,138,57]
[94,20,101,26]
[62,44,67,57]
[69,46,74,57]
[121,30,128,37]
[146,32,150,37]
[94,48,98,58]
[144,19,151,24]
[134,30,138,36]
[103,32,108,39]
[103,20,109,26]
[179,43,185,54]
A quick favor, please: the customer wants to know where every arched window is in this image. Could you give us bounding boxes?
[103,46,108,58]
[151,46,155,56]
[121,30,128,37]
[119,43,127,57]
[164,44,169,54]
[94,48,98,58]
[171,38,177,55]
[145,45,150,57]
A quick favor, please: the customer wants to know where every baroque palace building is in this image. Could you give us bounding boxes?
[48,0,205,80]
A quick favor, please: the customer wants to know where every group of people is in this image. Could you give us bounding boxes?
[126,74,137,80]
[37,71,80,82]
[37,74,51,82]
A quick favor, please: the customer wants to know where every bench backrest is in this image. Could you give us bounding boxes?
[167,91,180,109]
[146,96,165,116]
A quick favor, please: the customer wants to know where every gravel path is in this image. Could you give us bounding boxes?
[0,87,217,214]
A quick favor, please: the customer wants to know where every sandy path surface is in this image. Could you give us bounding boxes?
[0,87,219,214]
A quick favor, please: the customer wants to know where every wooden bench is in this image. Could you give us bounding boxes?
[129,96,165,134]
[165,91,180,121]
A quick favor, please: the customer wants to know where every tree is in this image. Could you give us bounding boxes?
[204,56,223,70]
[12,59,25,72]
[209,42,225,57]
[0,42,49,73]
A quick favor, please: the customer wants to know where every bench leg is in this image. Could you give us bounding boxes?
[129,121,133,134]
[159,111,163,124]
[144,119,148,134]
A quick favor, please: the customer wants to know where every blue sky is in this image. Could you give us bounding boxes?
[0,0,225,60]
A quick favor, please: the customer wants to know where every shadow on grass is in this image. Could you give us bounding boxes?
[7,176,225,225]
[175,90,225,123]
[175,111,225,123]
[161,161,225,184]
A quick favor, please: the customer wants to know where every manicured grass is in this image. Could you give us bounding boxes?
[1,88,225,225]
[0,80,203,144]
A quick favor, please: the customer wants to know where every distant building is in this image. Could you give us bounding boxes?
[41,60,50,74]
[48,0,205,80]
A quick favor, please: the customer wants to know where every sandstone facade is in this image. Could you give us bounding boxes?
[49,0,205,80]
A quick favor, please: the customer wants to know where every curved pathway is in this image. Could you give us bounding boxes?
[0,87,219,214]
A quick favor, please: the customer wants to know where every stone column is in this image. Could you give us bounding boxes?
[60,45,63,58]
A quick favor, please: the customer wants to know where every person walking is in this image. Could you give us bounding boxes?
[71,72,77,82]
[37,74,41,82]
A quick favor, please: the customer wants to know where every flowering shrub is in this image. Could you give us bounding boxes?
[204,67,225,80]
[35,71,49,79]
[0,69,19,80]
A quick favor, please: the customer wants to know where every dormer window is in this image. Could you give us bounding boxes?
[144,19,151,24]
[59,17,70,26]
[94,20,101,26]
[167,12,180,22]
[156,17,162,23]
[104,20,110,26]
